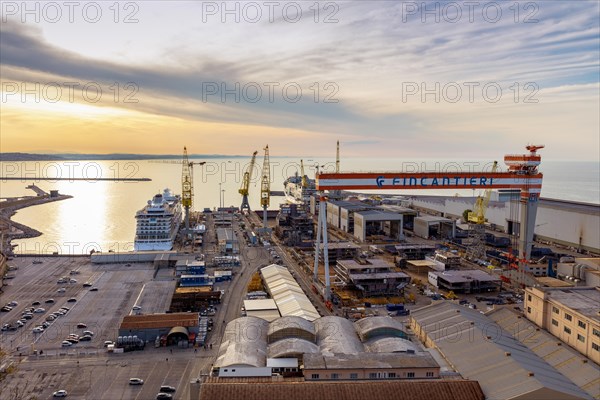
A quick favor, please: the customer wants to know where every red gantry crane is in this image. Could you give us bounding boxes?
[314,145,544,298]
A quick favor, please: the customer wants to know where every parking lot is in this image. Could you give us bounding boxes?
[1,257,175,354]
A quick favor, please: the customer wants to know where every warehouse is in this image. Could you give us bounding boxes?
[169,287,222,312]
[118,312,200,344]
[354,210,403,242]
[335,259,410,297]
[410,302,592,400]
[216,228,238,253]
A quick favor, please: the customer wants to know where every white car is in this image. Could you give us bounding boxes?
[57,288,66,293]
[32,326,44,333]
[69,279,77,284]
[53,389,68,397]
[61,341,73,347]
[132,305,142,311]
[34,307,46,313]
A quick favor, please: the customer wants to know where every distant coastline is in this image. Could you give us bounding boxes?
[0,152,292,161]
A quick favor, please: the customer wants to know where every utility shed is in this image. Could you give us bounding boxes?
[409,302,593,400]
[413,215,455,240]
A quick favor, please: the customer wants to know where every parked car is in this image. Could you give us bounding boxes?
[34,308,46,313]
[83,282,92,287]
[132,305,142,311]
[67,298,77,303]
[8,301,18,307]
[53,389,68,397]
[159,385,176,393]
[61,341,73,347]
[156,393,173,400]
[45,299,55,304]
[57,288,66,293]
[90,287,99,291]
[129,378,144,385]
[83,330,94,336]
[65,338,79,344]
[76,323,87,328]
[1,306,12,312]
[104,341,114,347]
[32,327,44,333]
[46,315,56,321]
[79,335,92,341]
[32,301,41,306]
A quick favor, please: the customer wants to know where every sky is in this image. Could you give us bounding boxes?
[1,0,599,160]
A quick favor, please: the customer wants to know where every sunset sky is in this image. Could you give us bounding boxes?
[1,1,599,160]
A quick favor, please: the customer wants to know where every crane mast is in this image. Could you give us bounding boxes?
[260,145,270,232]
[239,151,258,212]
[336,140,340,173]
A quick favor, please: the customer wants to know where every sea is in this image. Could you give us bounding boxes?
[1,158,598,255]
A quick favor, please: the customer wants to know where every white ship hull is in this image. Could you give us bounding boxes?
[134,241,174,251]
[134,188,181,252]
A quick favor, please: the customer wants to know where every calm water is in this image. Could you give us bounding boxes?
[1,158,598,254]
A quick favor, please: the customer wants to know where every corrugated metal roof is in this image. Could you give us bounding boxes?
[214,317,269,368]
[261,264,320,322]
[120,312,199,330]
[198,378,485,400]
[315,316,364,355]
[244,299,278,311]
[363,336,418,353]
[246,309,281,322]
[355,316,408,341]
[487,307,600,399]
[410,302,593,400]
[268,338,320,359]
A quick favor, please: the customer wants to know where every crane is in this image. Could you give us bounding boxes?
[336,140,340,173]
[466,161,498,260]
[181,147,206,236]
[300,159,307,188]
[468,161,498,224]
[239,151,258,212]
[260,145,270,233]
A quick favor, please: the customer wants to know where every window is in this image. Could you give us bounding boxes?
[426,372,434,377]
[388,373,396,378]
[552,319,559,327]
[527,307,532,314]
[552,307,559,314]
[564,327,572,334]
[331,373,339,380]
[577,334,585,343]
[350,373,358,379]
[369,373,377,379]
[311,374,319,379]
[594,328,600,338]
[578,321,587,329]
[407,372,415,378]
[592,342,599,352]
[565,313,572,321]
[527,294,532,302]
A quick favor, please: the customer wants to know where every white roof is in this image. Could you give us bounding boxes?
[261,264,320,322]
[244,299,278,311]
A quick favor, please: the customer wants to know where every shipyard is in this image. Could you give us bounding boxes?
[1,143,599,400]
[2,2,599,399]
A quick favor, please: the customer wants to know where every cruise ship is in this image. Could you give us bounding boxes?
[134,189,182,251]
[284,173,316,205]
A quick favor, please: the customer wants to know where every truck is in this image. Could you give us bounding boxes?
[386,304,405,312]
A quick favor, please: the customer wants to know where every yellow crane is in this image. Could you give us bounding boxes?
[239,151,258,212]
[468,161,498,224]
[467,160,498,260]
[260,145,270,232]
[181,147,206,235]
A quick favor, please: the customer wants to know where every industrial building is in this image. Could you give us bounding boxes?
[118,312,200,344]
[487,307,600,399]
[214,315,437,381]
[193,377,485,400]
[216,227,238,253]
[413,215,456,240]
[335,258,410,297]
[408,196,600,254]
[427,270,501,293]
[244,299,281,322]
[556,257,600,287]
[326,200,374,233]
[91,250,177,264]
[353,210,404,242]
[260,264,320,321]
[169,287,222,312]
[410,302,593,400]
[175,260,205,277]
[524,286,600,364]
